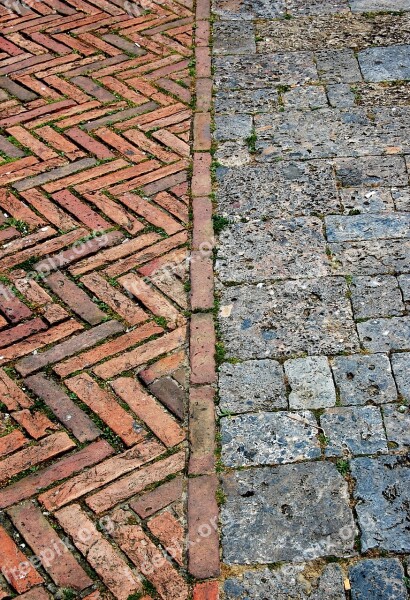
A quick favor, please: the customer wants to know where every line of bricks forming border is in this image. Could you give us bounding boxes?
[189,0,220,597]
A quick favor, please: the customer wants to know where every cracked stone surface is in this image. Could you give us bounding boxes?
[285,356,336,409]
[391,353,410,400]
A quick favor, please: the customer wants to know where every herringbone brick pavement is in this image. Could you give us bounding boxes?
[0,0,198,596]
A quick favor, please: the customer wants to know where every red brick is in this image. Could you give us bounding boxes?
[0,318,47,348]
[195,19,210,45]
[94,126,146,162]
[192,152,212,196]
[37,124,86,154]
[24,374,101,443]
[94,326,187,380]
[8,502,92,591]
[154,191,189,223]
[191,252,214,310]
[0,525,43,593]
[148,510,184,565]
[131,475,183,518]
[192,196,214,250]
[189,386,215,474]
[12,409,58,440]
[0,432,75,484]
[0,440,114,509]
[111,377,185,447]
[0,429,27,458]
[152,129,190,158]
[51,189,111,230]
[66,126,115,159]
[149,376,185,420]
[66,373,146,447]
[190,313,216,384]
[194,112,211,151]
[188,475,220,579]
[0,282,32,323]
[83,191,144,235]
[193,581,219,600]
[0,368,32,411]
[86,451,185,513]
[196,0,211,19]
[195,46,211,78]
[6,125,58,160]
[16,588,51,600]
[55,504,143,600]
[109,507,189,600]
[139,349,186,384]
[0,99,74,127]
[120,192,183,235]
[39,438,164,511]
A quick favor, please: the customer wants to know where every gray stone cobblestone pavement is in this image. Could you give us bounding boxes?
[214,0,410,596]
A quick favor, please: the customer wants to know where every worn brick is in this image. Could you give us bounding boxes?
[131,475,184,518]
[189,386,215,474]
[0,525,43,593]
[45,271,106,325]
[190,313,216,384]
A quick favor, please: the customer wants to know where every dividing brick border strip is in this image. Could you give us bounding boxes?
[188,0,221,596]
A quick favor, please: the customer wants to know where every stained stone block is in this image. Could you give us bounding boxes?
[215,141,251,167]
[320,406,387,457]
[350,0,410,10]
[349,559,408,600]
[315,50,362,83]
[216,161,340,219]
[393,188,410,211]
[214,115,252,141]
[285,356,336,409]
[216,217,330,283]
[357,317,410,352]
[213,22,256,54]
[221,410,321,467]
[382,404,410,449]
[215,88,279,114]
[213,0,285,19]
[214,53,317,90]
[351,455,410,552]
[328,239,410,276]
[391,353,410,400]
[331,354,397,406]
[325,214,410,242]
[282,85,328,109]
[327,84,356,108]
[339,188,395,213]
[219,278,359,359]
[349,275,404,319]
[335,156,409,187]
[255,108,410,161]
[224,564,346,599]
[219,360,287,414]
[359,45,410,82]
[222,462,356,564]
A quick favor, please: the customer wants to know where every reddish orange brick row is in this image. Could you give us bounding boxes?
[0,0,219,596]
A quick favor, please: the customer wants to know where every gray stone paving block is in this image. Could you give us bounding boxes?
[329,239,410,276]
[325,214,410,242]
[327,84,356,108]
[215,88,279,114]
[331,354,397,406]
[357,317,410,352]
[350,0,410,12]
[214,114,252,141]
[214,0,285,19]
[398,274,410,303]
[216,161,340,218]
[221,410,321,467]
[285,356,336,409]
[219,360,287,413]
[214,52,317,90]
[219,278,359,359]
[215,141,251,167]
[282,85,328,109]
[383,404,410,449]
[213,22,256,54]
[359,45,410,82]
[316,50,362,83]
[216,217,330,283]
[391,352,410,400]
[351,455,410,552]
[255,108,410,161]
[288,0,349,13]
[350,275,405,319]
[392,188,410,211]
[349,559,408,600]
[339,188,395,213]
[222,462,356,563]
[224,564,346,599]
[320,406,387,457]
[335,156,408,187]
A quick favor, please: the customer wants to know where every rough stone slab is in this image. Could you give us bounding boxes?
[285,356,336,409]
[215,141,251,167]
[331,354,397,406]
[216,217,330,283]
[329,239,410,276]
[357,317,410,352]
[214,115,252,141]
[224,564,346,599]
[391,352,410,400]
[327,84,356,108]
[216,161,340,219]
[350,275,405,319]
[398,274,410,304]
[214,52,317,90]
[351,455,410,552]
[339,188,395,213]
[382,404,410,449]
[255,108,410,160]
[359,45,410,82]
[219,360,287,414]
[288,0,349,13]
[282,85,328,110]
[213,0,285,20]
[335,156,408,187]
[219,278,359,359]
[213,22,256,54]
[350,0,410,9]
[315,49,362,83]
[349,559,408,600]
[393,187,410,211]
[320,406,387,457]
[215,88,279,114]
[326,214,410,242]
[221,411,321,467]
[222,462,356,564]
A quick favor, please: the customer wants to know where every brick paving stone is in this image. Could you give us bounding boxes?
[131,475,183,518]
[0,524,43,593]
[148,510,184,564]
